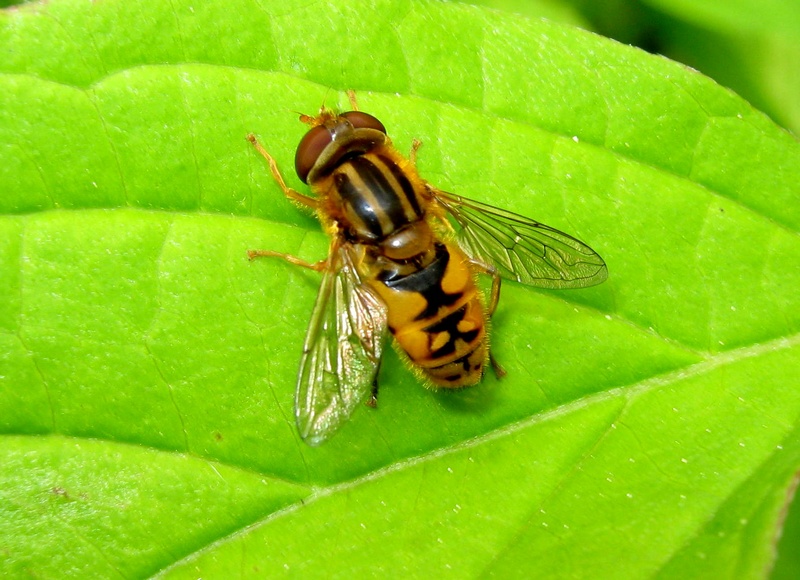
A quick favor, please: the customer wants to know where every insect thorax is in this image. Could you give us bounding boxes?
[328,151,426,243]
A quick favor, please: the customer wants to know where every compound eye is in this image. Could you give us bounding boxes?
[342,111,386,134]
[295,125,332,183]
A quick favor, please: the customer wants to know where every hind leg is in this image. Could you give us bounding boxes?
[469,259,506,379]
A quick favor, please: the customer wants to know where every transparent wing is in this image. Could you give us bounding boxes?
[433,190,608,289]
[295,245,388,446]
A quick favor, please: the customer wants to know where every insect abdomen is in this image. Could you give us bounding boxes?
[370,242,488,387]
[409,295,487,387]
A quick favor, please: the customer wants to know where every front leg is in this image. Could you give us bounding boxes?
[347,89,360,111]
[247,133,318,209]
[409,138,422,167]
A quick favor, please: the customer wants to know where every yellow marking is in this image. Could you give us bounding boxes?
[368,151,423,222]
[394,288,476,336]
[457,319,476,333]
[431,332,450,352]
[370,283,428,330]
[338,165,391,236]
[440,249,470,294]
[398,328,431,362]
[411,325,486,368]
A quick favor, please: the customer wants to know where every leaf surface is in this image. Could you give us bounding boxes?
[1,0,799,577]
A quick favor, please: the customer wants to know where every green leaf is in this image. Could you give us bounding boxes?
[1,0,799,577]
[641,0,800,38]
[639,0,800,136]
[455,0,591,28]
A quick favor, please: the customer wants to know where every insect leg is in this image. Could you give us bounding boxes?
[346,90,359,111]
[247,134,318,209]
[489,353,507,379]
[421,183,457,235]
[249,236,341,270]
[409,138,423,166]
[469,258,507,379]
[247,250,327,271]
[467,259,501,316]
[366,355,382,408]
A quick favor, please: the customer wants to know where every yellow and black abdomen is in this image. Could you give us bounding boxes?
[369,242,488,387]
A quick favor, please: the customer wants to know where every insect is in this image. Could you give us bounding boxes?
[248,92,607,445]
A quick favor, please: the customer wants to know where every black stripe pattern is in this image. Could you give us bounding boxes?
[334,155,422,240]
[380,244,463,321]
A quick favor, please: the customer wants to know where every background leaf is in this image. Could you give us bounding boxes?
[463,0,800,136]
[1,0,799,577]
[637,0,800,139]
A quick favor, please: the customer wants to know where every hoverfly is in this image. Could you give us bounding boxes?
[248,92,607,445]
